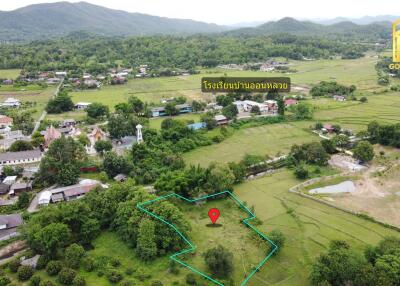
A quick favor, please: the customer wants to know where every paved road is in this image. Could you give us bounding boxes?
[31,78,64,135]
[27,185,55,213]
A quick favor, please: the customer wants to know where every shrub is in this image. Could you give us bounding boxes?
[58,268,76,285]
[106,270,123,283]
[110,257,121,267]
[72,276,86,286]
[151,280,163,286]
[17,265,34,281]
[8,259,20,273]
[82,257,95,272]
[125,267,134,276]
[29,275,41,286]
[186,273,197,285]
[65,244,85,269]
[203,245,234,278]
[0,276,11,286]
[294,165,309,179]
[120,281,133,286]
[46,261,63,276]
[36,255,49,270]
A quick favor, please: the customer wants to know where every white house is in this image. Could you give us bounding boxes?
[0,149,43,166]
[38,191,52,206]
[2,98,21,108]
[55,71,67,77]
[75,102,92,109]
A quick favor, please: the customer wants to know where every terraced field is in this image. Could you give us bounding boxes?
[184,123,317,167]
[313,92,400,131]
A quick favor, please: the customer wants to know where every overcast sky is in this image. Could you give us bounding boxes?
[1,0,400,25]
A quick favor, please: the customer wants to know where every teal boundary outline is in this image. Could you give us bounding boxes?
[136,190,278,286]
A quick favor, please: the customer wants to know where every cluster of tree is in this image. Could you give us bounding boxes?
[287,142,330,179]
[37,136,87,186]
[368,121,400,148]
[154,163,238,198]
[310,81,356,97]
[310,237,400,286]
[288,102,313,120]
[0,34,369,72]
[46,90,74,114]
[22,180,190,263]
[1,109,35,135]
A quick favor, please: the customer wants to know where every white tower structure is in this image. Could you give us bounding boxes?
[136,124,143,144]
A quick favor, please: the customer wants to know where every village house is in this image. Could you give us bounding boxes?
[0,183,10,195]
[0,214,23,241]
[46,77,61,85]
[114,174,128,182]
[55,71,67,77]
[61,119,76,128]
[0,115,13,129]
[151,104,192,117]
[2,176,17,185]
[84,79,101,88]
[75,102,91,109]
[111,76,126,85]
[0,130,27,150]
[41,179,101,205]
[214,114,229,125]
[284,99,298,107]
[2,98,21,108]
[0,149,43,166]
[233,100,269,113]
[2,79,13,85]
[9,182,33,196]
[333,95,346,101]
[323,124,335,133]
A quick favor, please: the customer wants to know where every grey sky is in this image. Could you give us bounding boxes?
[1,0,400,25]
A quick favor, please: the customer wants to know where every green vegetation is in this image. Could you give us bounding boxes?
[184,123,317,167]
[0,69,21,79]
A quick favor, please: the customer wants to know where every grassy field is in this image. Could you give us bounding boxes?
[233,169,400,286]
[0,69,20,79]
[0,87,56,120]
[312,92,400,132]
[184,123,317,167]
[68,56,382,111]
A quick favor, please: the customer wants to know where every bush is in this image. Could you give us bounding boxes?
[110,257,121,267]
[151,281,163,286]
[186,273,197,285]
[0,276,11,286]
[58,268,76,285]
[120,281,133,286]
[294,165,309,179]
[17,265,34,281]
[82,257,95,272]
[106,270,123,283]
[72,276,86,286]
[36,255,49,270]
[65,244,85,269]
[125,267,134,276]
[29,275,41,286]
[46,261,63,276]
[8,259,20,273]
[203,245,234,278]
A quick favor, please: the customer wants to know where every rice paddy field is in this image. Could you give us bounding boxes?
[184,123,318,167]
[19,169,397,286]
[0,69,20,79]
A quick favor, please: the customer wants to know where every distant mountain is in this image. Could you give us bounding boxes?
[226,17,392,40]
[0,1,228,41]
[317,15,400,25]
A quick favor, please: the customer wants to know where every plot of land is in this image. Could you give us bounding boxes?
[0,69,21,79]
[0,87,56,120]
[184,123,317,167]
[233,169,400,286]
[143,195,271,285]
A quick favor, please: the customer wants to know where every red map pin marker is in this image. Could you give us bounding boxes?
[208,208,220,224]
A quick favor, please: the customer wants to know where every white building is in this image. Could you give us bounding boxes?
[75,102,91,109]
[2,98,21,108]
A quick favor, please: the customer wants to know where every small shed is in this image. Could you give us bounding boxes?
[114,174,127,182]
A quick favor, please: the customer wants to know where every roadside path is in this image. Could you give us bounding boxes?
[31,77,64,135]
